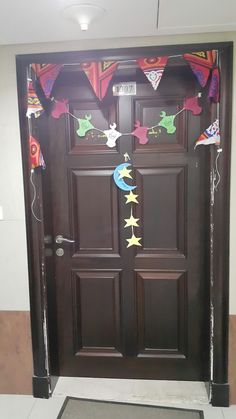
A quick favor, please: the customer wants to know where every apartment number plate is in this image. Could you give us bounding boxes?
[113,82,136,96]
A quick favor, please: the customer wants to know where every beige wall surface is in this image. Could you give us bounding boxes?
[0,32,235,313]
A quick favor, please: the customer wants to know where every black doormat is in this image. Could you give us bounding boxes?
[57,397,204,419]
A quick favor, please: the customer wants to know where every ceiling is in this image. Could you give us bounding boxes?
[0,0,236,45]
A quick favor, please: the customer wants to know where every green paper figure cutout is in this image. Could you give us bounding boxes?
[76,115,94,137]
[158,111,176,134]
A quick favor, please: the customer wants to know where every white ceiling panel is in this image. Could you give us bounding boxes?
[0,0,235,45]
[157,0,236,34]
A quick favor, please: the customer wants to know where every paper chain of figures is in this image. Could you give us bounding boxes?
[51,94,203,148]
[51,93,220,248]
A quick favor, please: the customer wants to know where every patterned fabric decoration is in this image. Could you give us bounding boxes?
[29,135,45,169]
[138,56,168,90]
[183,51,216,87]
[80,61,118,100]
[195,119,220,148]
[32,64,62,98]
[26,81,44,118]
[208,67,220,103]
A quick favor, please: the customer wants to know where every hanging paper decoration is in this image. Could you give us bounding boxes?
[208,67,220,103]
[51,99,69,118]
[138,56,168,90]
[194,119,220,148]
[26,81,44,118]
[132,120,149,144]
[32,64,62,98]
[184,95,202,115]
[183,51,216,87]
[125,190,139,204]
[124,214,139,228]
[103,123,122,148]
[81,61,118,100]
[113,155,141,248]
[113,163,136,192]
[76,115,95,137]
[29,135,45,169]
[158,111,176,134]
[126,233,142,248]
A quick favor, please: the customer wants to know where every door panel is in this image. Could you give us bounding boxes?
[45,63,209,379]
[136,271,187,356]
[136,166,186,255]
[70,170,120,256]
[72,271,122,356]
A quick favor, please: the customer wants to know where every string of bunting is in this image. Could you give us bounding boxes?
[27,50,220,117]
[26,51,222,248]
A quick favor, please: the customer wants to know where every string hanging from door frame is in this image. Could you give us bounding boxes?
[211,50,222,205]
[27,65,43,223]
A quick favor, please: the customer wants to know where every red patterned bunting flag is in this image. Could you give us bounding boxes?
[29,135,45,169]
[80,61,118,100]
[183,51,216,87]
[138,56,168,90]
[26,81,44,118]
[32,64,62,98]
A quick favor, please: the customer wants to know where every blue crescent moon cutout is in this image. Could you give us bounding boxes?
[113,163,137,191]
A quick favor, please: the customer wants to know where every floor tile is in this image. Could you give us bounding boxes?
[0,395,35,419]
[222,405,236,419]
[54,378,209,405]
[29,396,65,419]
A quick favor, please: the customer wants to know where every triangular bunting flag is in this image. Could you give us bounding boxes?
[80,61,118,100]
[26,81,44,118]
[29,135,46,169]
[138,56,168,90]
[183,51,216,87]
[32,64,62,98]
[195,119,220,148]
[208,67,220,103]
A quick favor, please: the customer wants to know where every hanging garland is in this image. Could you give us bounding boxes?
[113,154,141,248]
[50,92,202,148]
[26,50,222,248]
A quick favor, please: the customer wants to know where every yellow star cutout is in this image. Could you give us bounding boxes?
[118,167,132,179]
[126,234,142,248]
[125,191,139,204]
[124,215,139,228]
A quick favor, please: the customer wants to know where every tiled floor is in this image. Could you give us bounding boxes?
[0,395,235,419]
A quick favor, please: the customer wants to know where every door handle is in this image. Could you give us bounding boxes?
[55,235,75,244]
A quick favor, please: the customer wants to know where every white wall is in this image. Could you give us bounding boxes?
[0,31,235,313]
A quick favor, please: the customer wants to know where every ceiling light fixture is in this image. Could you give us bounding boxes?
[62,3,106,31]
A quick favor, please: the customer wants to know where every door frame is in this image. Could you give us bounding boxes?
[16,42,232,406]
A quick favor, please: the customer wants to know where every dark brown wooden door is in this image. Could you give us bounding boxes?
[46,62,209,380]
